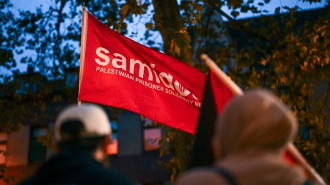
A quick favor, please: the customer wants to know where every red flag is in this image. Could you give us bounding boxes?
[209,70,235,114]
[78,8,206,134]
[189,69,236,168]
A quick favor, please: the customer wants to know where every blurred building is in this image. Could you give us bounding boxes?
[0,68,171,185]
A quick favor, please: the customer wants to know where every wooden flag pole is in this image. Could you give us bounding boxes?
[200,54,243,96]
[200,53,326,185]
[286,142,326,185]
[78,3,88,106]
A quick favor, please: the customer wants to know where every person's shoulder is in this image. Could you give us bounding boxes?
[86,167,135,185]
[174,167,230,185]
[106,168,136,185]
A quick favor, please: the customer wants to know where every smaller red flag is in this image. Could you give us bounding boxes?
[209,70,235,114]
[189,69,235,168]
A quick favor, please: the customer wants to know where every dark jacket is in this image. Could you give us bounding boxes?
[19,150,135,185]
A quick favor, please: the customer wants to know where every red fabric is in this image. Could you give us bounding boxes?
[78,10,206,134]
[284,149,310,179]
[209,70,235,114]
[283,150,298,165]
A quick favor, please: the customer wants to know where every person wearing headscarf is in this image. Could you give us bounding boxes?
[175,89,310,185]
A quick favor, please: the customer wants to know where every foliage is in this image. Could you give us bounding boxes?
[208,2,330,182]
[153,0,329,182]
[0,0,329,183]
[154,0,329,182]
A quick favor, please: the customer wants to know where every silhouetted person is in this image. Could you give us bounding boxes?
[175,89,311,185]
[19,104,135,185]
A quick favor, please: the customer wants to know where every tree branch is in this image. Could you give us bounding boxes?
[210,3,271,43]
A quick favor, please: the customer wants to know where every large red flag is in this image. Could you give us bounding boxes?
[78,8,206,134]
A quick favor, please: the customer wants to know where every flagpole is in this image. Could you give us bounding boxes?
[78,3,88,106]
[200,53,326,185]
[287,143,326,185]
[200,54,243,96]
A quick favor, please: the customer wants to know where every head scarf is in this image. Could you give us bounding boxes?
[214,89,297,158]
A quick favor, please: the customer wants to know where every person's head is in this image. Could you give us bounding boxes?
[54,104,111,161]
[212,89,298,159]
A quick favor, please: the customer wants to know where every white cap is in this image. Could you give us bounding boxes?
[54,104,111,142]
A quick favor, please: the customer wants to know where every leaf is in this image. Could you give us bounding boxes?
[145,22,153,30]
[120,4,130,17]
[174,44,180,56]
[260,58,267,66]
[231,11,239,18]
[275,7,281,14]
[241,6,249,13]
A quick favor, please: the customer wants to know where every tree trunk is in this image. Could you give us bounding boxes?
[152,0,192,64]
[152,0,195,180]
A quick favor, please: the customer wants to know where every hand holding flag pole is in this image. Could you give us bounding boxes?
[200,53,326,185]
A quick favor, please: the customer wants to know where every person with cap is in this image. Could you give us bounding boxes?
[19,104,135,185]
[175,89,312,185]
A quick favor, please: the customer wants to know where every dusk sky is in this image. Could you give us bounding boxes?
[11,0,327,18]
[2,0,328,76]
